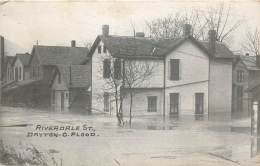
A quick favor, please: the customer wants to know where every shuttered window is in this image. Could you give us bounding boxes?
[170,59,180,80]
[114,59,121,80]
[147,96,157,112]
[103,59,111,78]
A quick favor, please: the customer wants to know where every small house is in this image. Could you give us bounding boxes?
[50,65,91,112]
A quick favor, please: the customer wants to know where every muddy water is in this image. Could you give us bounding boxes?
[0,106,259,166]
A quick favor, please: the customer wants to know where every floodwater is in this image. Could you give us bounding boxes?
[0,106,259,166]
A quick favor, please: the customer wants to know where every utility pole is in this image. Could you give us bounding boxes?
[0,36,4,106]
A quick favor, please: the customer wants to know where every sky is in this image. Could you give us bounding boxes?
[0,0,260,56]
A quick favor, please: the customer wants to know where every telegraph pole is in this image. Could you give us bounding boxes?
[0,36,4,106]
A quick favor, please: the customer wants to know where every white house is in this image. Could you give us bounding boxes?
[85,24,234,119]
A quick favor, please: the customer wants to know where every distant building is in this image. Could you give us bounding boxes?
[232,54,260,117]
[12,53,31,81]
[2,41,89,109]
[85,25,234,119]
[3,56,15,83]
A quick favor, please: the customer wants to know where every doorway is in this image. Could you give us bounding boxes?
[195,93,204,114]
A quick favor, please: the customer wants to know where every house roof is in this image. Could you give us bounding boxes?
[14,53,31,66]
[32,45,89,65]
[240,55,260,70]
[4,56,15,64]
[55,64,91,88]
[200,41,234,59]
[85,35,234,63]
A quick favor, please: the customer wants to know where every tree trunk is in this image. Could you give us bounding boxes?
[129,92,133,127]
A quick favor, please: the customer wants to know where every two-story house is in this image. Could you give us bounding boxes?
[27,41,89,108]
[86,25,234,119]
[50,64,91,112]
[232,54,260,118]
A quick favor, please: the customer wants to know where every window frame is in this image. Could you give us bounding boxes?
[237,70,245,83]
[103,59,111,78]
[169,59,180,81]
[147,96,157,112]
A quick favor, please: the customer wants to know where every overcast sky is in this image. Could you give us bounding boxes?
[0,0,260,56]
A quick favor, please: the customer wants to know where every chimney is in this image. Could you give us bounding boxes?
[256,55,260,68]
[208,30,216,55]
[183,24,192,37]
[102,24,109,37]
[71,40,76,47]
[135,32,145,37]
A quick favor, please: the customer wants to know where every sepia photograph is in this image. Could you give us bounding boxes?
[0,0,260,165]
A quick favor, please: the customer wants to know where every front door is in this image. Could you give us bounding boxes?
[61,92,64,111]
[195,93,204,114]
[170,93,179,115]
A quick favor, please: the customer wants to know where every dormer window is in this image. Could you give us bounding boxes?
[98,46,102,54]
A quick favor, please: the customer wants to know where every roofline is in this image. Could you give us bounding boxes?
[83,35,234,64]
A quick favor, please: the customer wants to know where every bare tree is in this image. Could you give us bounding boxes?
[124,60,155,125]
[102,58,124,125]
[243,28,260,56]
[102,57,155,126]
[204,2,242,42]
[146,2,242,43]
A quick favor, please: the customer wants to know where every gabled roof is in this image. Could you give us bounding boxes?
[4,56,15,65]
[200,41,234,59]
[84,34,234,63]
[13,53,31,66]
[234,55,260,71]
[31,45,89,66]
[54,64,91,88]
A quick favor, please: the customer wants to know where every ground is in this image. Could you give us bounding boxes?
[0,106,259,166]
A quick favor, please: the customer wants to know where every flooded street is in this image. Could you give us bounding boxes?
[0,106,259,166]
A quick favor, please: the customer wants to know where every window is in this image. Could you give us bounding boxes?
[37,66,40,78]
[237,70,244,82]
[7,68,9,80]
[98,45,102,54]
[103,59,111,78]
[195,93,204,114]
[147,96,157,112]
[170,93,179,114]
[237,86,243,111]
[170,59,180,80]
[103,46,107,53]
[58,73,61,84]
[32,66,35,79]
[18,67,21,80]
[114,59,121,79]
[52,91,55,104]
[104,92,110,112]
